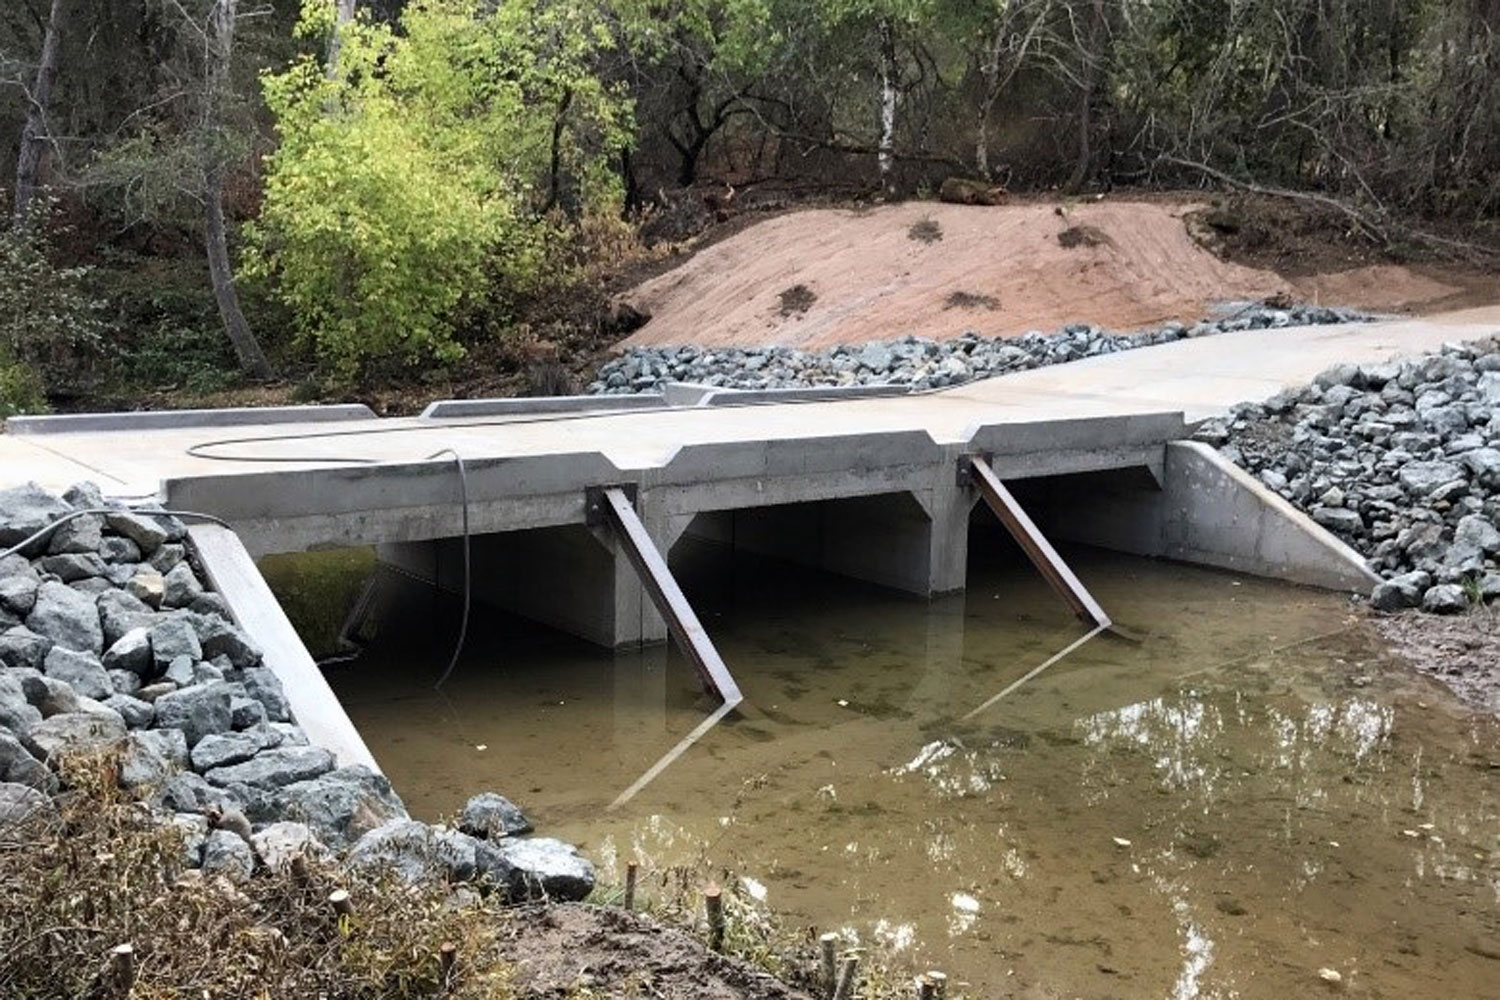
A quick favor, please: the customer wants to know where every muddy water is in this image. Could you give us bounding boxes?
[261,544,1500,999]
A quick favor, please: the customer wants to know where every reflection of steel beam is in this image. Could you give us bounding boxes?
[591,486,743,706]
[960,455,1111,629]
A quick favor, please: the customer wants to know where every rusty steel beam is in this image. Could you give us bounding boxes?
[962,455,1112,629]
[597,486,743,706]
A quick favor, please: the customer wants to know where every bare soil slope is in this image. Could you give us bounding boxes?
[618,200,1295,350]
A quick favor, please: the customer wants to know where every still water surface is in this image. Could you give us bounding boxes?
[262,543,1500,999]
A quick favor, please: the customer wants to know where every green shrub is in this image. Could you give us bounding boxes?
[0,345,46,417]
[249,0,632,379]
[0,199,106,392]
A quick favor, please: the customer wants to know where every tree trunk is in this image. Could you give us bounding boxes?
[14,0,66,225]
[877,17,898,195]
[325,0,356,78]
[204,0,271,379]
[1064,0,1104,195]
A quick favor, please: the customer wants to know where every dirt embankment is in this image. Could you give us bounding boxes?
[615,197,1499,352]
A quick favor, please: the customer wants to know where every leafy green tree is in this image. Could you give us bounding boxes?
[249,0,632,377]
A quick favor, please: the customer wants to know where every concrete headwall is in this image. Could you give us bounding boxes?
[1045,441,1378,593]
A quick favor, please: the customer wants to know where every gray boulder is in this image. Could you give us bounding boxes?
[0,672,42,732]
[23,710,126,760]
[27,581,103,655]
[102,628,152,676]
[0,732,54,791]
[42,646,112,700]
[149,617,201,673]
[118,730,179,789]
[97,590,155,647]
[485,837,596,902]
[39,552,108,582]
[0,781,58,829]
[103,694,153,729]
[104,511,170,554]
[202,828,255,879]
[1422,583,1469,614]
[162,562,204,610]
[0,573,39,616]
[125,570,164,609]
[1462,447,1500,489]
[170,813,210,867]
[241,667,290,721]
[99,536,142,565]
[0,483,73,548]
[269,765,407,849]
[1311,507,1364,534]
[1397,460,1466,496]
[459,792,533,839]
[1370,571,1432,611]
[156,771,235,815]
[202,745,335,789]
[229,696,266,730]
[190,726,283,771]
[0,626,50,670]
[153,682,233,747]
[347,819,475,883]
[187,614,262,670]
[251,821,326,871]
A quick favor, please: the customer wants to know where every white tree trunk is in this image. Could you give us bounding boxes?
[877,17,898,194]
[13,0,66,225]
[325,0,357,78]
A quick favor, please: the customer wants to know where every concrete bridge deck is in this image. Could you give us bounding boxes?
[2,306,1495,652]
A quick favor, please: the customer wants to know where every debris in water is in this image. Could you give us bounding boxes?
[1402,829,1420,838]
[1112,837,1132,847]
[1317,967,1342,984]
[474,744,488,751]
[837,699,849,707]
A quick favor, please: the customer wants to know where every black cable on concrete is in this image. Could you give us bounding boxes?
[0,507,232,562]
[426,448,471,690]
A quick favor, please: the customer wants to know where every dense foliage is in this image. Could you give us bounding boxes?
[2,0,1500,391]
[250,0,630,375]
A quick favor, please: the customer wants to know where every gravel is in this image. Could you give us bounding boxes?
[588,303,1370,395]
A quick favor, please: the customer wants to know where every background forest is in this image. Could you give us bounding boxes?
[2,0,1499,412]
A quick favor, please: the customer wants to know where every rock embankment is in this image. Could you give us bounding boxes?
[1195,337,1500,613]
[589,304,1366,395]
[0,482,594,898]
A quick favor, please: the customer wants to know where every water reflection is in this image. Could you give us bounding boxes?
[265,544,1500,1000]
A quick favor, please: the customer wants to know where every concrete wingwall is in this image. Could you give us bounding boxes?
[1038,440,1378,593]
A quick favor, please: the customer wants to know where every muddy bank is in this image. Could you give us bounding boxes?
[1374,607,1500,714]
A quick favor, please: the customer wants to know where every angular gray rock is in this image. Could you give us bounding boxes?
[1421,583,1469,614]
[125,570,164,609]
[0,781,58,829]
[0,573,39,616]
[99,536,142,565]
[102,627,152,676]
[251,820,326,870]
[486,837,596,902]
[162,562,204,610]
[104,511,170,554]
[0,626,50,670]
[23,710,126,760]
[240,667,290,721]
[0,483,73,547]
[190,726,283,772]
[170,813,210,867]
[269,765,407,849]
[97,590,155,647]
[26,581,103,655]
[42,646,112,700]
[149,617,202,673]
[45,512,103,555]
[202,827,255,878]
[1397,460,1465,496]
[39,552,108,582]
[152,682,233,747]
[188,613,262,670]
[103,694,153,729]
[202,745,335,789]
[0,671,43,732]
[0,731,54,791]
[119,730,178,789]
[229,696,267,730]
[459,791,533,839]
[1370,571,1432,611]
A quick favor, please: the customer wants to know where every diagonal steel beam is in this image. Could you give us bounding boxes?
[961,455,1112,629]
[595,486,743,706]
